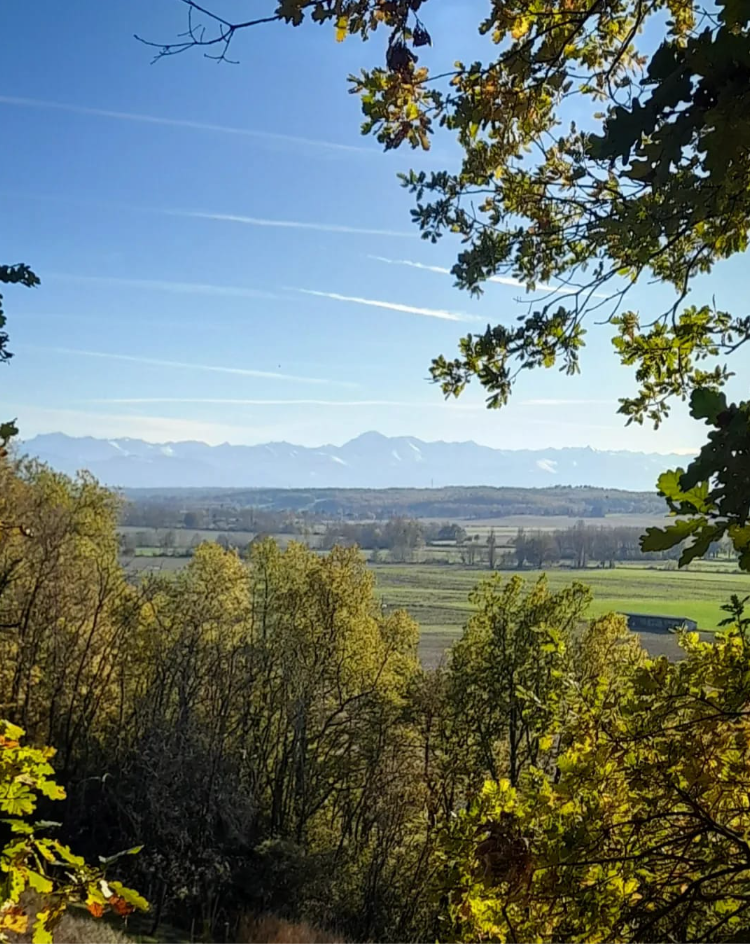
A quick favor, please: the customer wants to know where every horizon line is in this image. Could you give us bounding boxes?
[21,428,699,457]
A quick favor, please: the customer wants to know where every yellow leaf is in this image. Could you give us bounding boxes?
[1,722,24,742]
[511,17,530,40]
[32,915,53,944]
[27,870,53,894]
[1,907,28,934]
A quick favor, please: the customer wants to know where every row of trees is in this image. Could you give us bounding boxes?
[514,522,737,570]
[320,517,453,560]
[4,455,750,940]
[122,500,318,536]
[119,529,269,557]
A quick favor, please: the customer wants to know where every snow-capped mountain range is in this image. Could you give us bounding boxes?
[16,432,688,490]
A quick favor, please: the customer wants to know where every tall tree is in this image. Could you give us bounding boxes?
[486,530,497,571]
[148,1,750,567]
[448,574,590,787]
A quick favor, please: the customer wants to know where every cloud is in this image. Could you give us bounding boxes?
[46,273,278,300]
[370,256,607,298]
[164,209,414,239]
[296,289,479,323]
[520,398,612,406]
[28,347,356,387]
[0,94,371,155]
[11,405,277,446]
[1,193,415,240]
[86,397,478,408]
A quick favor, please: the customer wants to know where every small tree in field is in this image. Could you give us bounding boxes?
[486,530,497,571]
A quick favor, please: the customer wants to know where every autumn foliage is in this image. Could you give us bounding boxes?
[0,719,146,943]
[4,453,750,941]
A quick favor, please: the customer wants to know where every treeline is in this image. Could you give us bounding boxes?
[320,519,468,559]
[513,521,736,569]
[122,484,664,524]
[3,458,750,942]
[121,500,317,535]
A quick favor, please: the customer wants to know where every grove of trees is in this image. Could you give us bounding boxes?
[3,2,750,939]
[3,455,750,941]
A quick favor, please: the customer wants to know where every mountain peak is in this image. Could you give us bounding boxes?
[347,430,390,445]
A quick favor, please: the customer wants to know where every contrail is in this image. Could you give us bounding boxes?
[28,346,358,388]
[0,94,372,154]
[297,289,479,323]
[1,193,414,239]
[369,256,609,297]
[164,209,414,239]
[46,273,278,300]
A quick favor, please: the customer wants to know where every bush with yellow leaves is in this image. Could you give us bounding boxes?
[0,720,147,943]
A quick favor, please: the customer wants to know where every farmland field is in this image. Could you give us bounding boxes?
[119,548,749,666]
[371,564,750,666]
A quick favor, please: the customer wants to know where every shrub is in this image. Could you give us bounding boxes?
[0,720,147,943]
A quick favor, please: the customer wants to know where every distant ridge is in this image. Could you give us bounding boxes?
[18,431,688,491]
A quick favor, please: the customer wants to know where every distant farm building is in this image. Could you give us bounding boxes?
[623,612,698,634]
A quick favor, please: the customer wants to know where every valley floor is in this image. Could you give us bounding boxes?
[372,564,749,666]
[122,552,748,666]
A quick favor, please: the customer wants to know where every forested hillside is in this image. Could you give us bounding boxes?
[4,0,750,938]
[4,455,750,942]
[122,484,664,524]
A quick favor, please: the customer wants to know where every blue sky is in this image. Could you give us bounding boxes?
[1,0,746,453]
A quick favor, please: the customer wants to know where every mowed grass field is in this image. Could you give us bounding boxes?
[371,564,750,666]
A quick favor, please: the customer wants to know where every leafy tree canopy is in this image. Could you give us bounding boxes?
[439,622,750,943]
[149,0,750,567]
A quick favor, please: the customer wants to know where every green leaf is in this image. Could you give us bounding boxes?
[108,881,149,912]
[32,912,53,944]
[98,845,143,865]
[641,519,701,553]
[679,524,722,567]
[32,821,62,832]
[37,780,65,802]
[656,468,687,501]
[0,791,36,817]
[2,819,33,834]
[690,387,727,424]
[51,841,84,868]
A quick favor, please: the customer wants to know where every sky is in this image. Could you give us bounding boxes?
[1,0,747,453]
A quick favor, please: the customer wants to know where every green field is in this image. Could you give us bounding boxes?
[120,548,749,665]
[371,563,750,665]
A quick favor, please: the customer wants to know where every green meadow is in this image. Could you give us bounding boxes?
[371,563,750,665]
